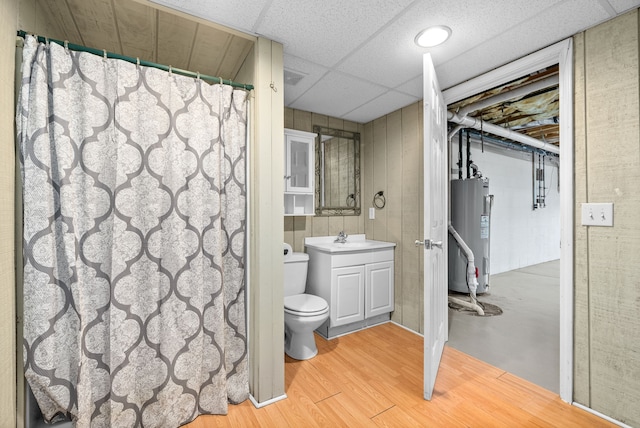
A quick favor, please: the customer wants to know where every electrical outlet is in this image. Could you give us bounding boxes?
[581,203,613,227]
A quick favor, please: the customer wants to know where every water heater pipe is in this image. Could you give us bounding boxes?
[447,111,560,155]
[448,223,484,316]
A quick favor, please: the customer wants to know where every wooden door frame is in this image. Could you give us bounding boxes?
[442,38,574,403]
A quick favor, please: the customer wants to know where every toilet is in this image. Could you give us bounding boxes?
[283,243,329,360]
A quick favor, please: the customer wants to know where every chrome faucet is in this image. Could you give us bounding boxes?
[334,231,348,243]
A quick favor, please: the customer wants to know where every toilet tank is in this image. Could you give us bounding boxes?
[283,252,309,297]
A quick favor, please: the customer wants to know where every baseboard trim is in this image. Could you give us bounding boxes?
[249,393,287,409]
[390,321,423,338]
[572,402,631,428]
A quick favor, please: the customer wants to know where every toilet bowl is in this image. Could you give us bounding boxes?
[283,244,329,360]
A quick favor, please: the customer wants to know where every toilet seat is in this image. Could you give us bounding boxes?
[285,294,328,317]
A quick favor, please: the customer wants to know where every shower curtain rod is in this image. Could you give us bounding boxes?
[17,30,254,91]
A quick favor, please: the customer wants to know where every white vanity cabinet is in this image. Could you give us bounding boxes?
[305,235,395,339]
[284,128,316,216]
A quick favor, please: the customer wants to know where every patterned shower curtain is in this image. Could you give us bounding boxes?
[17,35,249,427]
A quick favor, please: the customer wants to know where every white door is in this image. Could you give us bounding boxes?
[421,53,448,400]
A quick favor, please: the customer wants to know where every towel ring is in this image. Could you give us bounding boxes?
[373,191,386,209]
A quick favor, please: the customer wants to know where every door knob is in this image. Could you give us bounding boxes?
[427,240,443,249]
[415,239,442,249]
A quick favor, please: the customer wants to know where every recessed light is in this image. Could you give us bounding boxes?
[415,25,452,48]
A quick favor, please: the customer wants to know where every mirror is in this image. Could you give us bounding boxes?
[313,126,361,216]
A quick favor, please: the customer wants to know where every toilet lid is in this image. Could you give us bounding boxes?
[284,294,328,316]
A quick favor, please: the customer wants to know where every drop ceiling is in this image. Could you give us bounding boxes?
[22,0,640,138]
[146,0,639,124]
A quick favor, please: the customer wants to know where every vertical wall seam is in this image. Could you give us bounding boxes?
[582,27,592,408]
[385,117,389,242]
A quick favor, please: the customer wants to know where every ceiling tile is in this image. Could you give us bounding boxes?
[342,90,420,123]
[282,55,329,106]
[289,71,387,118]
[608,0,640,13]
[255,0,415,67]
[436,0,612,90]
[395,76,422,97]
[335,0,561,97]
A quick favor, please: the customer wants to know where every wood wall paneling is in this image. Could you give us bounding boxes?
[249,37,285,403]
[572,31,590,405]
[2,0,18,425]
[156,12,196,71]
[401,102,423,332]
[218,36,254,81]
[385,110,403,326]
[66,0,120,53]
[189,25,232,77]
[26,0,254,83]
[362,121,374,240]
[35,0,81,42]
[113,0,156,61]
[372,117,388,241]
[576,10,640,426]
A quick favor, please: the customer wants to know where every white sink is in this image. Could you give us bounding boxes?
[304,234,396,253]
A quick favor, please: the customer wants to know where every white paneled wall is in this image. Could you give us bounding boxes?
[451,138,560,275]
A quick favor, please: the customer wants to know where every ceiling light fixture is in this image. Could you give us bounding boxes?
[414,25,452,48]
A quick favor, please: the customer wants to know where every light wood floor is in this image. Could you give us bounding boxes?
[186,322,614,427]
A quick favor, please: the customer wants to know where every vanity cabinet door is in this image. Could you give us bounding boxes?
[331,265,365,327]
[365,261,394,318]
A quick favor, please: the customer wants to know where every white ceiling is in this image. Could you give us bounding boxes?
[150,0,640,123]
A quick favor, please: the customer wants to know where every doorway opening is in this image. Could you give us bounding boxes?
[436,38,574,402]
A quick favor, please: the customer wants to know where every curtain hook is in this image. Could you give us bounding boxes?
[64,40,69,53]
[196,71,200,81]
[219,77,224,86]
[103,49,107,61]
[169,65,172,76]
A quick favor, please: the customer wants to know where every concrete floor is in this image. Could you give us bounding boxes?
[447,259,560,393]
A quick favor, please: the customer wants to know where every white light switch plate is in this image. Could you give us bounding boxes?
[369,207,375,220]
[581,203,613,226]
